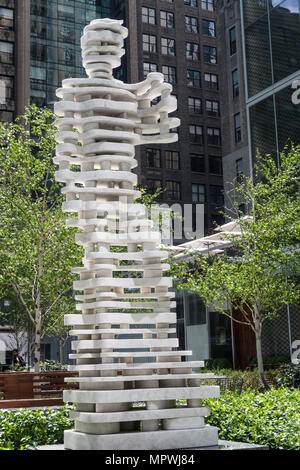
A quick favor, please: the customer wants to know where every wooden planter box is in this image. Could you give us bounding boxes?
[0,371,78,409]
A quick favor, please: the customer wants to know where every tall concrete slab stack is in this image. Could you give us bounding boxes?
[54,18,219,451]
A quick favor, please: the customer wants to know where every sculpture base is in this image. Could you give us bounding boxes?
[37,439,269,451]
[64,426,218,450]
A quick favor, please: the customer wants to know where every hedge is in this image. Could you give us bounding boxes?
[0,406,74,450]
[204,387,300,450]
[0,388,299,450]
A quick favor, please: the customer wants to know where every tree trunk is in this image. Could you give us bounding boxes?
[34,314,42,373]
[59,336,64,364]
[254,322,268,390]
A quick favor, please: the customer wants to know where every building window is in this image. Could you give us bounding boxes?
[0,76,13,105]
[166,151,180,170]
[187,70,201,88]
[143,62,158,78]
[234,113,241,143]
[202,19,216,37]
[160,11,174,29]
[161,37,176,56]
[184,0,198,6]
[143,34,157,54]
[203,45,217,64]
[206,100,219,117]
[189,125,203,144]
[30,67,46,82]
[166,181,181,200]
[229,26,237,55]
[147,179,162,194]
[192,184,206,203]
[146,149,161,168]
[207,127,221,146]
[0,41,13,64]
[163,0,174,3]
[191,155,205,173]
[201,0,215,11]
[57,4,74,22]
[232,69,239,98]
[188,97,202,114]
[236,158,243,181]
[186,42,200,61]
[40,344,51,362]
[162,65,177,84]
[142,7,156,24]
[0,8,14,30]
[210,185,224,205]
[204,72,218,90]
[58,24,75,43]
[209,156,223,175]
[185,16,198,33]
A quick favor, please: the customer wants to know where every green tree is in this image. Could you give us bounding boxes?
[170,147,300,388]
[0,106,82,371]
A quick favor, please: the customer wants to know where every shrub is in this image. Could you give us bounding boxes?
[204,387,300,450]
[40,360,68,371]
[199,368,280,392]
[249,356,290,367]
[0,406,74,450]
[277,363,300,389]
[204,358,232,370]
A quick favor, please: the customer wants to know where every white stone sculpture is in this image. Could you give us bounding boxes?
[54,18,219,451]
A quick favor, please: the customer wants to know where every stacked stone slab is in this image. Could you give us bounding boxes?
[54,18,219,451]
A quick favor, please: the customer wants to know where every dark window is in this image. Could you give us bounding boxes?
[210,185,224,205]
[0,42,13,64]
[234,113,241,143]
[201,0,215,11]
[143,62,158,78]
[189,125,203,144]
[0,76,14,104]
[146,149,161,168]
[160,11,174,29]
[184,0,198,6]
[186,42,200,61]
[229,26,237,55]
[205,72,218,90]
[166,181,181,200]
[192,184,206,203]
[40,344,51,361]
[161,37,176,56]
[186,294,207,326]
[232,69,239,98]
[142,7,156,24]
[0,8,14,30]
[191,155,205,173]
[209,156,222,175]
[166,151,180,170]
[143,34,157,54]
[188,97,202,114]
[203,45,217,64]
[146,179,162,194]
[162,65,177,84]
[202,19,216,37]
[236,158,243,178]
[207,127,221,146]
[187,70,201,88]
[185,16,198,33]
[206,100,219,117]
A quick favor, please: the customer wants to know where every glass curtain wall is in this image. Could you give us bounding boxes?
[242,0,300,161]
[30,0,124,109]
